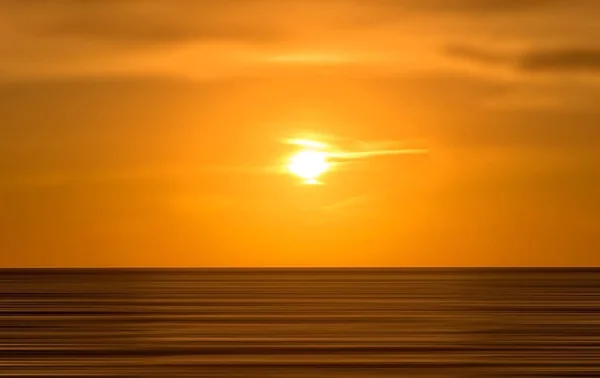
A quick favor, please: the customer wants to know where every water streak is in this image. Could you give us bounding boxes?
[1,268,599,377]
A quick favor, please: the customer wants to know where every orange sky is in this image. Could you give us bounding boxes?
[2,1,600,267]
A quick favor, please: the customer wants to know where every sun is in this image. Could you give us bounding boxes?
[287,149,330,184]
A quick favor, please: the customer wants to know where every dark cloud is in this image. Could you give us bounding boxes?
[447,45,600,74]
[440,0,568,12]
[0,0,598,80]
[518,48,600,73]
[48,8,277,44]
[372,0,573,13]
[48,17,239,45]
[0,0,279,46]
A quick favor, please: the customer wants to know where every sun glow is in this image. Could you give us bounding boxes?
[287,148,330,184]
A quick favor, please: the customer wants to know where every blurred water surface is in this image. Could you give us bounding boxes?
[1,268,599,377]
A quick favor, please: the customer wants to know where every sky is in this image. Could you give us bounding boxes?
[2,0,600,267]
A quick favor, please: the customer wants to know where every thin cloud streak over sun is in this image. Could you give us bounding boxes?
[331,148,429,160]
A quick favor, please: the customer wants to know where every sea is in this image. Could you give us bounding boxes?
[1,268,599,377]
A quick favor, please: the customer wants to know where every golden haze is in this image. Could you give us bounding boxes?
[2,1,600,267]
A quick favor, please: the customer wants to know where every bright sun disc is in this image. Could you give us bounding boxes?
[288,149,330,184]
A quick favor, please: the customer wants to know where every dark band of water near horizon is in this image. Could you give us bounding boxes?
[1,268,599,377]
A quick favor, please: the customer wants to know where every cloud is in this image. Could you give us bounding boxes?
[286,136,428,160]
[0,0,288,79]
[448,44,600,74]
[373,0,570,13]
[1,1,273,42]
[332,148,428,160]
[519,48,600,73]
[446,0,563,12]
[0,0,598,115]
[37,1,278,44]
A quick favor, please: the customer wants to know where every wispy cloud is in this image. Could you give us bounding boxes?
[1,0,599,81]
[332,138,429,160]
[447,44,600,75]
[331,148,428,160]
[286,136,428,160]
